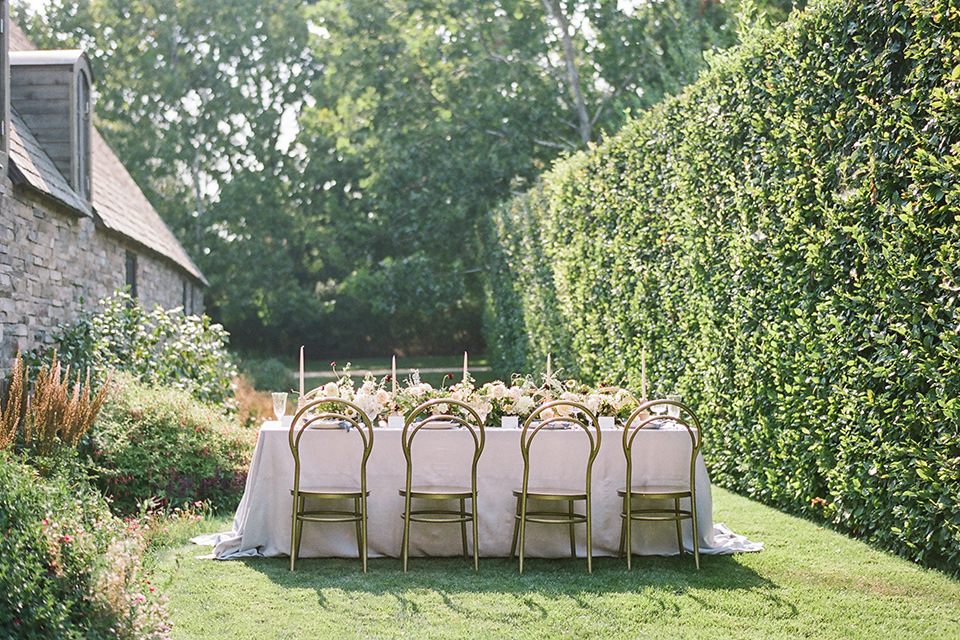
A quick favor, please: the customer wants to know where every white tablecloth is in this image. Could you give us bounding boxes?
[196,422,761,559]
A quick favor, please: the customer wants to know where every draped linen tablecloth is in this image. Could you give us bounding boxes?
[195,421,762,559]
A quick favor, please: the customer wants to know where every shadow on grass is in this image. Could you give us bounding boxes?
[237,552,785,620]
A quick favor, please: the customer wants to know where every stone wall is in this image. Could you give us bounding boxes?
[0,176,203,371]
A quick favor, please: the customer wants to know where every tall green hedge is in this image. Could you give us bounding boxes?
[484,0,960,574]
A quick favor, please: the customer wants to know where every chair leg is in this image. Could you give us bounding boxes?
[290,499,297,572]
[585,496,593,574]
[625,494,633,570]
[617,496,627,560]
[691,493,700,570]
[675,497,684,558]
[568,500,577,559]
[402,494,412,572]
[460,498,469,559]
[361,497,369,573]
[471,495,480,571]
[354,497,363,560]
[518,494,527,573]
[509,498,521,559]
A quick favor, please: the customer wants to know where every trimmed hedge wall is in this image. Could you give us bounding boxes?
[484,0,960,574]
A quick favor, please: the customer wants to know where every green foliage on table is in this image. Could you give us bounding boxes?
[31,290,238,409]
[484,0,960,575]
[0,451,171,638]
[91,372,257,515]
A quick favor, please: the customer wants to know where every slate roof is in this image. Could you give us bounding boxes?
[90,130,205,283]
[7,21,206,285]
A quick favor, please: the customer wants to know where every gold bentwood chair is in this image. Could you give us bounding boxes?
[618,399,702,569]
[399,398,486,571]
[288,397,374,572]
[509,400,602,573]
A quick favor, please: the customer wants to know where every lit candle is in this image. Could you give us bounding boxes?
[641,346,647,401]
[392,355,397,397]
[299,346,305,399]
[463,351,468,383]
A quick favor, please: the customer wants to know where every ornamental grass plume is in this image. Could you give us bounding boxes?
[26,359,70,455]
[61,368,112,447]
[16,351,113,456]
[0,351,27,447]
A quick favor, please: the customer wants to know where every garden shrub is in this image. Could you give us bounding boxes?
[33,290,238,409]
[91,373,257,514]
[239,357,294,392]
[484,0,960,574]
[0,452,171,639]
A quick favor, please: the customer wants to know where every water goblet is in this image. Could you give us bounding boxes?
[272,392,288,424]
[666,394,682,419]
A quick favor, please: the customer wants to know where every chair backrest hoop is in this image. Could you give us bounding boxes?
[622,399,701,489]
[520,399,602,493]
[288,397,375,494]
[402,397,486,487]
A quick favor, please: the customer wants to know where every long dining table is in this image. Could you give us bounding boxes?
[198,420,761,560]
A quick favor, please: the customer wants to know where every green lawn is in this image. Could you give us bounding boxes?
[156,488,960,639]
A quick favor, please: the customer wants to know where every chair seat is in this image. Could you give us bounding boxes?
[618,483,691,499]
[292,487,368,498]
[400,485,473,499]
[513,487,587,500]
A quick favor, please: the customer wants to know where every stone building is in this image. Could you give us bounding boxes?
[0,7,206,370]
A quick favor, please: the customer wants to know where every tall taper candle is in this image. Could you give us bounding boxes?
[392,355,397,397]
[641,346,647,400]
[546,353,552,399]
[299,346,305,399]
[463,351,468,382]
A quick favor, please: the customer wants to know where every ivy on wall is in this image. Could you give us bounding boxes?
[484,0,960,574]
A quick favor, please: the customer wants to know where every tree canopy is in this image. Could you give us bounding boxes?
[17,0,801,356]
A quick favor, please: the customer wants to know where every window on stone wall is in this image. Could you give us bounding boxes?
[76,67,91,201]
[125,250,138,299]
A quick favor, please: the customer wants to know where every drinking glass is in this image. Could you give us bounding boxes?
[666,394,682,419]
[272,392,288,423]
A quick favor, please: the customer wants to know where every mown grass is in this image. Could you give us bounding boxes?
[156,488,960,639]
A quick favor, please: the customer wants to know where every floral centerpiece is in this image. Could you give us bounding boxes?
[302,363,391,424]
[295,361,645,428]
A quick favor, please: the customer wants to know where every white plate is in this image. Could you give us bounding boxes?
[417,420,458,430]
[307,420,344,430]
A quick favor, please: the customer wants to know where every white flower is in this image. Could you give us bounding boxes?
[584,394,601,415]
[514,396,535,415]
[490,383,507,399]
[471,399,493,423]
[375,389,390,405]
[323,382,339,397]
[410,383,433,397]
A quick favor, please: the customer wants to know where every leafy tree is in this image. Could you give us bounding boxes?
[16,0,801,356]
[295,0,754,354]
[16,0,322,352]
